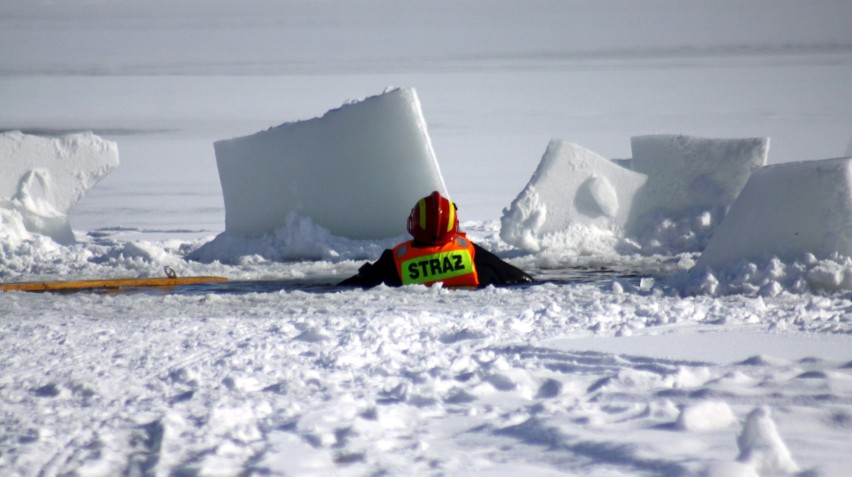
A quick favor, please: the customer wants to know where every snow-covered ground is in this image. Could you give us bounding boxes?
[2,1,852,476]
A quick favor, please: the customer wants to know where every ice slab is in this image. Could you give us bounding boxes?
[0,131,118,245]
[500,140,646,252]
[629,135,768,215]
[626,134,768,252]
[214,88,447,240]
[627,134,767,230]
[696,156,852,269]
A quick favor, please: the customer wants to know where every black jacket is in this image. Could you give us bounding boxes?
[339,242,533,288]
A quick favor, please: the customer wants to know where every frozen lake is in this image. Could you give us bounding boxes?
[2,1,852,476]
[3,62,850,239]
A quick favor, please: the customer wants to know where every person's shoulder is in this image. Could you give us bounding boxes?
[338,248,400,287]
[471,241,498,258]
[470,242,534,285]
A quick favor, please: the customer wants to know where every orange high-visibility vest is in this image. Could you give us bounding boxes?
[392,234,480,287]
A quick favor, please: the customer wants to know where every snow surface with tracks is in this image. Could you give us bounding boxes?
[2,222,851,476]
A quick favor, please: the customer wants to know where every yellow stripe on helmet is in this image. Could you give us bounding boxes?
[447,201,455,232]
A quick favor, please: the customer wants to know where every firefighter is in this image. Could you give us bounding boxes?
[339,191,533,288]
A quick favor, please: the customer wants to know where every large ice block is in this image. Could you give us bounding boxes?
[213,88,448,240]
[696,156,852,269]
[0,131,118,245]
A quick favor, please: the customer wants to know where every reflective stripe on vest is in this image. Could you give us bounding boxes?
[392,236,479,287]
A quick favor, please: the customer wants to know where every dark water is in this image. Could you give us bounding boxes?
[171,265,656,296]
[5,265,659,296]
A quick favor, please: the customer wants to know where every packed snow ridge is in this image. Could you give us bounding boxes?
[0,131,118,246]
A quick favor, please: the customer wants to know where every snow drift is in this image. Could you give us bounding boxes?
[736,406,800,475]
[0,131,118,245]
[501,134,768,255]
[213,88,447,240]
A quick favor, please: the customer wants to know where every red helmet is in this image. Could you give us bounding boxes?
[407,191,459,245]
